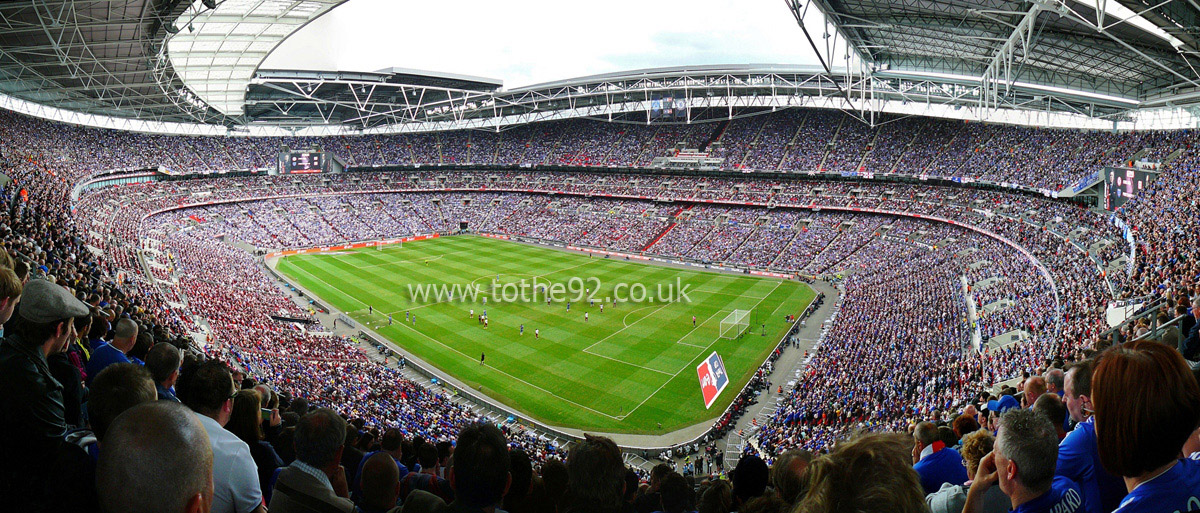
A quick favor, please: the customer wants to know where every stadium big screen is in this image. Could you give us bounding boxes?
[282,151,325,174]
[1104,166,1157,210]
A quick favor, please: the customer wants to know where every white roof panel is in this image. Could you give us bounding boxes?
[167,0,347,116]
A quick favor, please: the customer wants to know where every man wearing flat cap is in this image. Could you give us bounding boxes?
[0,278,91,509]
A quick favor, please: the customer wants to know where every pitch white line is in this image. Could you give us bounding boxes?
[387,316,625,420]
[582,350,674,376]
[619,280,783,420]
[671,309,727,348]
[582,302,671,353]
[285,261,370,309]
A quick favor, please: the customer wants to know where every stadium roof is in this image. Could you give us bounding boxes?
[800,0,1200,103]
[0,0,1198,133]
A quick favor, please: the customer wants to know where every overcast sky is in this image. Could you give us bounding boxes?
[262,0,834,89]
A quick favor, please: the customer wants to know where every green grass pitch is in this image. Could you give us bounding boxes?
[275,235,815,434]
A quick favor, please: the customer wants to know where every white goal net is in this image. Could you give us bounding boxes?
[719,309,751,339]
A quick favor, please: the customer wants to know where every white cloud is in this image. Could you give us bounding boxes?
[262,0,833,89]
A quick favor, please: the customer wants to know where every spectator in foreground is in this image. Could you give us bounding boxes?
[658,472,693,513]
[1032,394,1068,440]
[184,360,265,513]
[358,452,401,513]
[146,342,183,402]
[401,440,453,504]
[0,278,89,507]
[48,361,158,513]
[564,433,628,513]
[564,434,626,513]
[732,454,769,508]
[964,409,1082,513]
[770,449,812,504]
[926,429,1008,513]
[447,422,511,513]
[270,408,354,513]
[634,463,673,513]
[97,401,214,513]
[1056,359,1125,513]
[1093,341,1200,512]
[86,318,137,384]
[912,421,969,495]
[0,266,22,326]
[229,390,283,495]
[796,433,927,513]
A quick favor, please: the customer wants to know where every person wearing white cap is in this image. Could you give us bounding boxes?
[0,278,91,509]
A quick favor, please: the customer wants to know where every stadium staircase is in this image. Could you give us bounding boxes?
[641,204,693,251]
[802,229,844,273]
[777,111,810,169]
[815,116,845,171]
[767,231,800,269]
[700,120,731,152]
[817,230,879,274]
[888,124,924,172]
[855,124,883,172]
[737,117,772,169]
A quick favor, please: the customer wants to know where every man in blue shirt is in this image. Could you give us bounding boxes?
[86,318,138,384]
[913,421,969,495]
[964,409,1083,513]
[145,342,183,403]
[1056,360,1125,513]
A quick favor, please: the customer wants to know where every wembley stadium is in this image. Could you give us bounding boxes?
[1,0,1199,512]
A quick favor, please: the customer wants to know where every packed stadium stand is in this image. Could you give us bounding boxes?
[2,1,1200,513]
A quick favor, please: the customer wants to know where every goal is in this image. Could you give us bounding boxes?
[719,309,751,339]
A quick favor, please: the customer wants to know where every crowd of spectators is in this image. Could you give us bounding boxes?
[3,106,1200,513]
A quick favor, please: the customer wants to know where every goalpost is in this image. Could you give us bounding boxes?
[720,309,751,339]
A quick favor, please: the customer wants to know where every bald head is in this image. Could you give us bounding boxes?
[97,401,213,513]
[360,451,401,510]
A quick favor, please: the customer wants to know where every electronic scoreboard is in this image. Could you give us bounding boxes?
[281,151,325,174]
[1104,166,1158,211]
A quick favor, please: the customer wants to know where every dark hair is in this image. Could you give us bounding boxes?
[541,457,569,507]
[732,454,769,504]
[938,425,958,447]
[1033,393,1067,432]
[659,472,691,513]
[1065,359,1094,397]
[128,332,153,361]
[650,462,673,484]
[770,449,812,504]
[565,434,625,512]
[417,440,439,469]
[88,363,157,440]
[228,390,265,444]
[381,428,404,452]
[453,422,511,508]
[144,343,182,384]
[182,360,233,416]
[504,449,533,512]
[1093,341,1200,477]
[14,315,71,346]
[294,408,346,468]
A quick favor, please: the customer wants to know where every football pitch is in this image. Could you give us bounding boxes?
[275,235,815,434]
